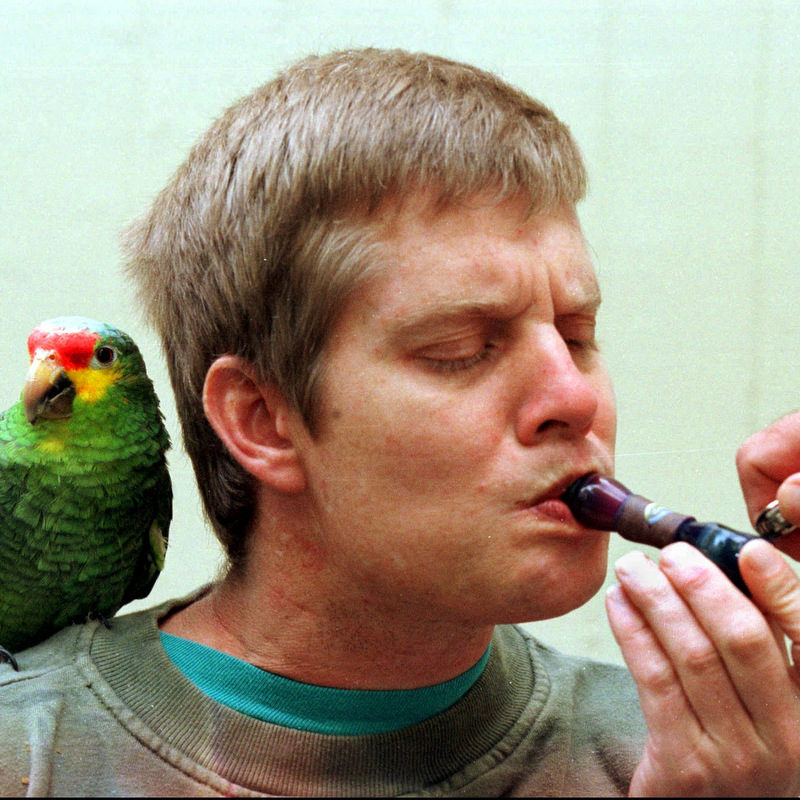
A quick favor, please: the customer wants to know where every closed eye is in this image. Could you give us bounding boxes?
[565,337,599,353]
[419,343,498,373]
[412,318,505,375]
[557,315,598,354]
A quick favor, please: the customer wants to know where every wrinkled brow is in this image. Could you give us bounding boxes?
[387,283,602,338]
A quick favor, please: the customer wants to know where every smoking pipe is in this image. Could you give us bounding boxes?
[562,473,794,595]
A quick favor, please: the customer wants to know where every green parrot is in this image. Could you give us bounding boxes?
[0,316,171,668]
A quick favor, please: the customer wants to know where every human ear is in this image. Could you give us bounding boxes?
[202,355,307,494]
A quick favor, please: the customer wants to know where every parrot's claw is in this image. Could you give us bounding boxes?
[0,646,19,671]
[86,611,112,630]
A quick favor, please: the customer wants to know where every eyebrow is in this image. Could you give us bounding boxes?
[386,299,519,340]
[387,282,602,336]
[565,282,603,314]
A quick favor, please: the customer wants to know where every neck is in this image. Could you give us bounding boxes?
[160,519,494,690]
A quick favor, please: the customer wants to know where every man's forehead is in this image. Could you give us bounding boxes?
[364,203,599,315]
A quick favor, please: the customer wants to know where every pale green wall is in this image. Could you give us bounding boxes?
[2,1,799,665]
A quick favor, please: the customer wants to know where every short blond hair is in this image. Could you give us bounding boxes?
[123,48,587,565]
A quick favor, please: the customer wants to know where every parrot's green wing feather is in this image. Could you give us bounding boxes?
[123,462,172,605]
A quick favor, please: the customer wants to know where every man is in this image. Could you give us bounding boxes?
[2,48,800,796]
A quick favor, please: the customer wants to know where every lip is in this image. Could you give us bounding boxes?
[515,468,610,525]
[528,497,576,524]
[527,470,601,506]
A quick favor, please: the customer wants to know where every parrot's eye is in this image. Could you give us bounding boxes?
[92,345,118,368]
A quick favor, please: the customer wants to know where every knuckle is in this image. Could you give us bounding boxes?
[735,436,753,460]
[735,435,760,473]
[763,556,800,599]
[681,641,720,676]
[726,619,770,664]
[671,745,755,796]
[671,761,709,796]
[766,579,800,621]
[730,747,762,779]
[636,657,680,696]
[672,557,715,595]
[726,758,766,792]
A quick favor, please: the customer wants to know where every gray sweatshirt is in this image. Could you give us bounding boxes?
[0,593,645,796]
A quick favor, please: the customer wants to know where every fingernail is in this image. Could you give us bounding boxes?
[658,541,704,569]
[605,584,625,606]
[741,538,777,575]
[614,550,650,576]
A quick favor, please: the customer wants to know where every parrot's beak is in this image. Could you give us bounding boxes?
[23,350,76,424]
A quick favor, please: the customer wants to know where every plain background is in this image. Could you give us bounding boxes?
[2,0,798,665]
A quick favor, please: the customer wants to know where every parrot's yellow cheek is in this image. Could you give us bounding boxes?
[69,367,120,404]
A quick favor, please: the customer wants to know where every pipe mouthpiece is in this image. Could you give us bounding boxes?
[563,473,632,530]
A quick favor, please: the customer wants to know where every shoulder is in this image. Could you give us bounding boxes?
[513,625,645,783]
[0,603,165,727]
[491,624,644,746]
[508,625,646,794]
[0,622,89,691]
[513,625,642,727]
[508,624,637,695]
[0,597,191,795]
[0,619,120,794]
[496,624,636,691]
[0,594,177,683]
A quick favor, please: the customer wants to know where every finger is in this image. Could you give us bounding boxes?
[763,473,800,560]
[778,474,800,529]
[605,581,700,741]
[659,542,800,738]
[766,613,791,668]
[736,414,800,523]
[739,539,800,679]
[611,549,751,731]
[772,529,800,563]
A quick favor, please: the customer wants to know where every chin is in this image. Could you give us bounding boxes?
[497,552,609,624]
[503,590,603,625]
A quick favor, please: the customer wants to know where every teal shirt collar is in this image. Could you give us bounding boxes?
[160,631,491,735]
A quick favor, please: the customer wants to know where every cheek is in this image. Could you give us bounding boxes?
[332,387,499,498]
[378,406,492,482]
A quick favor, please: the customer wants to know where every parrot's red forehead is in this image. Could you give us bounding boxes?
[27,327,100,370]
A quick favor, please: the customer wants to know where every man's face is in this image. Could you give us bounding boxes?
[291,192,616,625]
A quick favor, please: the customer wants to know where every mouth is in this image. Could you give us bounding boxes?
[516,469,611,527]
[23,351,77,424]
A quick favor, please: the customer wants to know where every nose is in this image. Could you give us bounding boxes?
[514,327,600,445]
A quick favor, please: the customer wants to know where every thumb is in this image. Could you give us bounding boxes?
[740,539,800,679]
[777,474,800,529]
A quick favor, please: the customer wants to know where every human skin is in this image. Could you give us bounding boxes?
[737,411,800,559]
[163,192,616,688]
[284,196,617,625]
[608,408,800,794]
[163,190,800,793]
